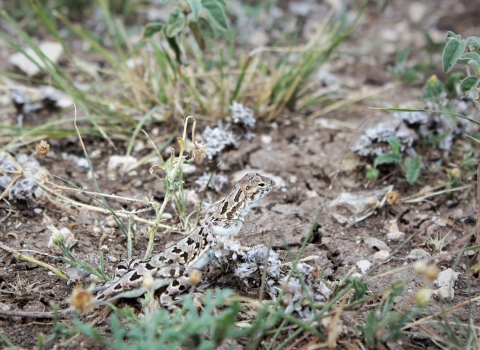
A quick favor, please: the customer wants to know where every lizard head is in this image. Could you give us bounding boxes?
[238,172,276,208]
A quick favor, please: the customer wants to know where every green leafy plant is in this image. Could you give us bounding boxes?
[42,289,278,349]
[51,226,110,281]
[446,152,477,189]
[357,281,417,349]
[366,137,422,184]
[144,0,228,63]
[387,47,419,84]
[442,32,480,109]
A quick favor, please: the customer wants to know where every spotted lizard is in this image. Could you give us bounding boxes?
[0,173,275,318]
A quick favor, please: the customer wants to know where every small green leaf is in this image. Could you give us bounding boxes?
[197,17,215,39]
[459,76,480,96]
[442,38,466,73]
[468,60,480,75]
[446,31,461,41]
[445,71,465,97]
[201,0,228,32]
[186,0,201,19]
[366,167,379,181]
[457,52,480,65]
[374,153,402,167]
[143,23,164,39]
[387,137,401,154]
[457,52,480,73]
[167,35,182,64]
[466,36,480,51]
[405,155,422,184]
[165,9,186,38]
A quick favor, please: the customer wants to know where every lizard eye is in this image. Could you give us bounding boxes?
[257,182,266,188]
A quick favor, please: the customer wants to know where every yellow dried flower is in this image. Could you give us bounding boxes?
[36,140,50,157]
[450,168,460,178]
[189,269,201,286]
[386,191,399,205]
[425,264,440,281]
[143,273,154,291]
[70,286,94,313]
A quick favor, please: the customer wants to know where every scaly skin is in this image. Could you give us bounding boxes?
[0,173,275,319]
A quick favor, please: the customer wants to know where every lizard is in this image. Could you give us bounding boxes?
[0,173,275,318]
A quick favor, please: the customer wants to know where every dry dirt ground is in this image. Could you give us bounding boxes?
[1,0,480,349]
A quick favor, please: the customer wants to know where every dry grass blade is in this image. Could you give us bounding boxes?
[399,184,471,203]
[0,242,67,280]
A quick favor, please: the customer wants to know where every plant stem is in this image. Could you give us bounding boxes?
[0,242,68,280]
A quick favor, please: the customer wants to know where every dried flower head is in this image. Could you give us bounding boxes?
[36,140,50,157]
[413,260,428,274]
[143,273,154,291]
[186,140,207,164]
[70,286,94,313]
[415,288,433,308]
[450,167,460,178]
[386,191,399,205]
[425,264,440,281]
[189,269,201,286]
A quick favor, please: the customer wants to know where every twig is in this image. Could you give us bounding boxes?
[0,242,67,280]
[403,295,480,330]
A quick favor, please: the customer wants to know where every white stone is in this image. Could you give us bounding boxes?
[9,41,63,76]
[249,29,269,47]
[356,260,371,274]
[406,249,431,260]
[408,2,427,23]
[364,237,391,252]
[373,250,390,261]
[386,230,405,241]
[261,134,273,144]
[182,163,197,174]
[107,155,138,174]
[434,268,458,300]
[47,226,77,252]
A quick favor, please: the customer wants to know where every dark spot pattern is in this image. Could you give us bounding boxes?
[186,237,195,245]
[179,285,186,291]
[114,284,123,290]
[180,252,189,261]
[172,280,180,287]
[195,242,200,249]
[130,271,142,281]
[145,263,156,270]
[220,201,229,215]
[170,269,177,277]
[227,202,241,220]
[97,294,106,300]
[172,247,182,253]
[234,189,242,203]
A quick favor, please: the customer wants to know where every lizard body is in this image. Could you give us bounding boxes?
[0,173,275,318]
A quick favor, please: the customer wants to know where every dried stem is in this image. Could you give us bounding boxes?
[0,242,68,280]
